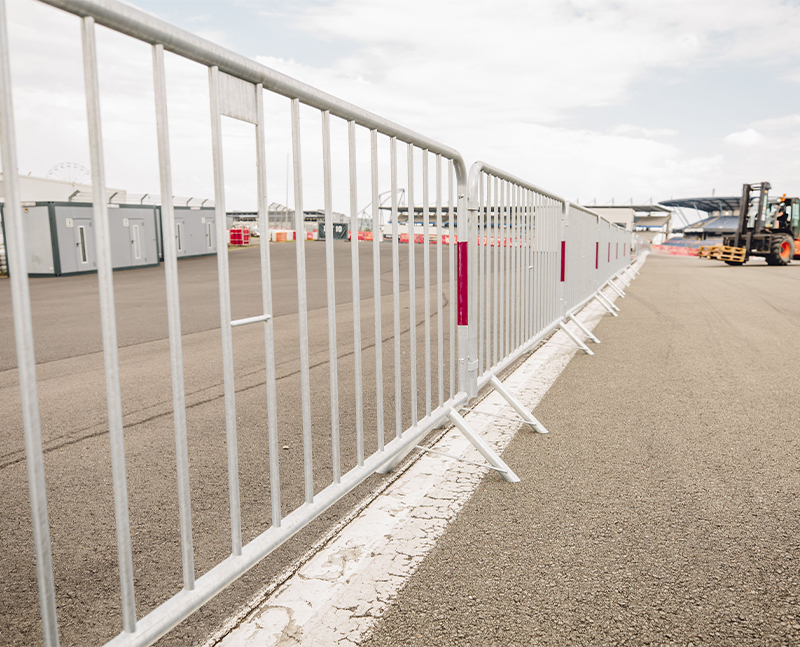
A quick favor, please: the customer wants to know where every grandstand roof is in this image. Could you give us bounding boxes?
[659,197,740,213]
[682,215,739,234]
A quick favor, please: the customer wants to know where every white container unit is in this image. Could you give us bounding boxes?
[1,201,160,276]
[157,206,219,260]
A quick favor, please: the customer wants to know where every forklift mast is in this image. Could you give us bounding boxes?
[734,182,770,248]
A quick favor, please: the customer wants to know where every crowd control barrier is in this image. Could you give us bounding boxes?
[0,1,646,646]
[465,163,642,432]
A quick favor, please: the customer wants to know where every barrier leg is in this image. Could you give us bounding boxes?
[568,312,600,344]
[606,279,626,298]
[488,374,548,434]
[558,320,594,355]
[595,291,619,316]
[446,409,520,482]
[375,443,415,475]
[615,271,631,288]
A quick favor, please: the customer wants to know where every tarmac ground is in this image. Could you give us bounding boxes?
[362,253,800,647]
[0,240,456,647]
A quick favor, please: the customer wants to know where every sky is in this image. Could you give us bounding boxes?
[5,0,800,223]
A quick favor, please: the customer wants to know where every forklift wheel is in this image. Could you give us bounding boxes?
[766,235,793,266]
[724,260,745,266]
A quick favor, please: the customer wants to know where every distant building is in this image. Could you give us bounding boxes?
[0,173,126,204]
[582,204,672,244]
[0,174,220,273]
[228,203,350,233]
[659,197,740,240]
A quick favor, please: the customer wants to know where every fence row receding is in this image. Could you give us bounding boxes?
[0,1,646,645]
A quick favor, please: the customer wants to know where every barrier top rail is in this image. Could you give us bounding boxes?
[468,161,566,206]
[39,0,467,178]
[468,161,627,231]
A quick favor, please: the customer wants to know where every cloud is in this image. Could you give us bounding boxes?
[6,0,800,210]
[750,114,800,131]
[724,128,764,147]
[610,125,678,138]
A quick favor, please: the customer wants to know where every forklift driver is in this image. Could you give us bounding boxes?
[776,203,790,229]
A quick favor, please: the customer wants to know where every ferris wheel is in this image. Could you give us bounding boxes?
[46,162,91,184]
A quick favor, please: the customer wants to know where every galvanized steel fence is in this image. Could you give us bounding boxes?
[1,1,645,645]
[466,163,638,430]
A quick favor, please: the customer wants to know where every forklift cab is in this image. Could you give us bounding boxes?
[765,196,800,239]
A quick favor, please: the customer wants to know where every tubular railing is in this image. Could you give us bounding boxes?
[1,1,646,646]
[467,163,641,431]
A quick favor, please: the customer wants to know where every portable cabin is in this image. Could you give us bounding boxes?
[156,206,219,260]
[1,201,160,276]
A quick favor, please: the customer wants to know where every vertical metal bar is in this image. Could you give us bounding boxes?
[546,198,552,327]
[518,186,524,347]
[321,111,340,482]
[448,160,455,399]
[512,184,519,349]
[498,180,505,360]
[533,192,539,335]
[560,200,567,319]
[407,144,418,424]
[492,176,499,369]
[153,43,194,588]
[548,197,552,327]
[520,188,526,343]
[82,16,137,630]
[391,137,402,438]
[255,85,282,527]
[508,184,514,350]
[209,65,243,555]
[485,174,492,369]
[465,165,477,397]
[290,98,314,503]
[524,190,531,341]
[516,186,523,345]
[348,120,364,466]
[0,1,60,641]
[370,129,385,452]
[435,154,444,406]
[422,149,431,417]
[478,173,484,376]
[506,183,512,354]
[535,192,541,334]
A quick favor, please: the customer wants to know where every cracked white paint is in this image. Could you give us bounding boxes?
[209,291,619,647]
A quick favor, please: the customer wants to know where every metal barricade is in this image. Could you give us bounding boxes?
[2,2,646,646]
[467,162,644,429]
[0,1,519,645]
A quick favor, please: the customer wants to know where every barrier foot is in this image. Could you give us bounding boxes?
[488,374,549,434]
[598,289,621,312]
[446,409,520,482]
[568,312,600,344]
[375,443,414,475]
[615,271,632,288]
[606,279,626,298]
[595,292,619,316]
[413,445,514,475]
[558,321,594,355]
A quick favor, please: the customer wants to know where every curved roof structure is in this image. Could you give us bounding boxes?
[682,215,739,234]
[659,197,740,213]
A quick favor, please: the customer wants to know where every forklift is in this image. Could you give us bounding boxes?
[698,181,800,265]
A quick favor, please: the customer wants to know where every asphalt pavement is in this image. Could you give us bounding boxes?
[0,240,456,647]
[363,253,800,647]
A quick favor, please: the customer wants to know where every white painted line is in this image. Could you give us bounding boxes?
[206,291,621,647]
